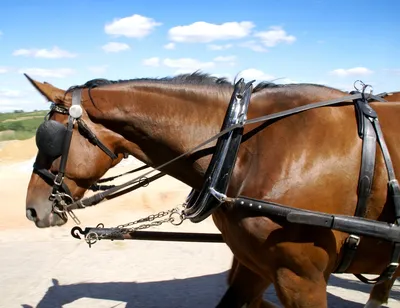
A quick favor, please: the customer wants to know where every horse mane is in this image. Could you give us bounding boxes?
[65,71,340,95]
[65,71,232,94]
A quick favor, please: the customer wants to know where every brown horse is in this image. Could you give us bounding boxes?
[24,73,400,307]
[380,91,400,101]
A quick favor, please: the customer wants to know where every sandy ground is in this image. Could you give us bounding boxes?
[0,138,399,307]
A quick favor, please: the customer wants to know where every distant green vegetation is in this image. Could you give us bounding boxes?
[0,110,48,141]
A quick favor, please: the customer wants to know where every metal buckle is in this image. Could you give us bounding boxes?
[209,187,234,203]
[386,262,399,279]
[54,175,64,186]
[388,262,399,268]
[346,234,361,246]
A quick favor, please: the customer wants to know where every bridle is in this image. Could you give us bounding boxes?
[33,89,119,218]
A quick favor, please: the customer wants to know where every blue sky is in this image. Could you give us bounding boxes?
[0,0,399,111]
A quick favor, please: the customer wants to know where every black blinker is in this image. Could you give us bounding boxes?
[35,120,67,158]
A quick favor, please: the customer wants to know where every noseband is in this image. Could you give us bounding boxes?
[33,89,118,216]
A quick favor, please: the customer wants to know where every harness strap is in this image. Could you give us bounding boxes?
[354,243,400,284]
[353,118,400,283]
[96,164,150,183]
[52,90,80,195]
[245,93,386,126]
[77,119,117,160]
[89,165,151,191]
[348,112,400,284]
[74,172,166,207]
[33,166,72,196]
[332,91,400,283]
[335,95,378,273]
[353,224,400,282]
[184,78,254,222]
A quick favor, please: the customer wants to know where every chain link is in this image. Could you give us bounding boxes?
[115,206,185,233]
[83,206,186,246]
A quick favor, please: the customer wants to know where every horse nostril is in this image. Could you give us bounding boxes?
[26,208,38,222]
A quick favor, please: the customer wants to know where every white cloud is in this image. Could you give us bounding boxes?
[88,65,108,74]
[0,67,8,74]
[164,42,175,50]
[239,40,267,52]
[213,55,236,62]
[163,58,215,72]
[207,44,233,50]
[12,46,77,58]
[254,26,296,47]
[142,57,160,67]
[213,55,236,66]
[101,42,130,53]
[168,21,255,43]
[236,68,275,82]
[330,67,373,77]
[105,14,162,38]
[18,68,75,78]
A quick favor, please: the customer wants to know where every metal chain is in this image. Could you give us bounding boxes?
[84,206,186,247]
[116,206,185,233]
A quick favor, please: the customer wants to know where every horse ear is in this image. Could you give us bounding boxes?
[51,278,60,286]
[24,74,65,102]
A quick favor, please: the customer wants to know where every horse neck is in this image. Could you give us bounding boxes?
[85,83,232,188]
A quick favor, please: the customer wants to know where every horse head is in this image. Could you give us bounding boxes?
[25,75,127,228]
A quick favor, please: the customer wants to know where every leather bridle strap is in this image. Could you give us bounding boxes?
[89,164,151,191]
[33,166,72,196]
[52,90,81,195]
[76,119,117,160]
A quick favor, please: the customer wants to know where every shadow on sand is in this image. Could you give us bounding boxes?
[327,275,399,307]
[21,272,398,308]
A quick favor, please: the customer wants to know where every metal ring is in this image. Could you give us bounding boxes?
[362,84,373,101]
[52,204,65,214]
[353,80,365,92]
[51,193,74,214]
[169,211,185,226]
[138,176,150,187]
[85,232,99,247]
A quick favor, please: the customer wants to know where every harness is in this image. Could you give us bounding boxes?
[34,80,400,285]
